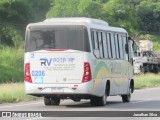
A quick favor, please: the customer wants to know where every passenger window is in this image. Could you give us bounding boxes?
[91,30,100,58]
[107,33,112,58]
[94,31,99,50]
[122,34,128,60]
[98,32,104,58]
[110,33,116,59]
[102,32,108,58]
[114,34,120,59]
[118,34,124,59]
[91,31,95,49]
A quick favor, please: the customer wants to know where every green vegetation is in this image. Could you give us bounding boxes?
[0,0,159,94]
[150,35,160,51]
[0,83,35,103]
[135,73,160,89]
[0,47,24,83]
[0,0,50,47]
[0,0,159,48]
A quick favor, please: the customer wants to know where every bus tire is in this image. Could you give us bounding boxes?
[90,84,108,106]
[44,97,51,106]
[90,96,98,106]
[51,97,60,105]
[97,93,107,106]
[121,87,132,102]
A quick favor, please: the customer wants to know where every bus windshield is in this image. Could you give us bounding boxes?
[25,25,90,52]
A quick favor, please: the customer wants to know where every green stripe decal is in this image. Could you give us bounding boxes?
[93,61,110,79]
[93,61,111,92]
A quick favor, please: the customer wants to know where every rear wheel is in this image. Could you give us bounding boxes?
[90,84,108,106]
[51,97,60,105]
[90,94,107,106]
[44,97,51,106]
[90,96,98,106]
[98,93,107,106]
[121,87,132,102]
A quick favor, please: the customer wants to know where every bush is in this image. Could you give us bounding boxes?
[0,47,24,83]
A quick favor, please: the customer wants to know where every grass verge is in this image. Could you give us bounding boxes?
[135,73,160,89]
[0,83,35,104]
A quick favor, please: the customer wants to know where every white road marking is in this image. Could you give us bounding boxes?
[27,117,48,120]
[131,99,152,104]
[0,101,43,109]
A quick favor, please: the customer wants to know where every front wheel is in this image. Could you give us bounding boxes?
[121,88,132,102]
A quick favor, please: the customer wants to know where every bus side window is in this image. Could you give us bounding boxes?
[98,31,104,58]
[107,33,112,58]
[118,34,124,59]
[110,33,116,59]
[91,31,95,49]
[102,32,108,58]
[91,30,100,58]
[114,33,120,59]
[122,34,128,60]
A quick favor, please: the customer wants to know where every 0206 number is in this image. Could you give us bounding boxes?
[32,70,45,76]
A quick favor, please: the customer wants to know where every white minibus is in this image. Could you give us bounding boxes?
[24,17,134,106]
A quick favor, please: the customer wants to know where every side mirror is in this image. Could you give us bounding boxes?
[128,36,132,40]
[125,43,129,54]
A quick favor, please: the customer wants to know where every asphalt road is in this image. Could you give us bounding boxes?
[0,87,160,120]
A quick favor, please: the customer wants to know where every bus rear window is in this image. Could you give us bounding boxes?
[25,25,90,52]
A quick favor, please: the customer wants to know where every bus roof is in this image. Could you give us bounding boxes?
[27,17,127,33]
[44,17,109,26]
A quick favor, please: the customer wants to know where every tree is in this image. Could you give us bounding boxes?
[103,0,137,34]
[0,0,50,47]
[136,0,160,34]
[0,0,33,47]
[47,0,80,17]
[46,0,102,18]
[26,0,50,22]
[78,0,102,18]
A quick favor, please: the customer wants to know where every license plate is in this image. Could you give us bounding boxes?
[51,87,64,93]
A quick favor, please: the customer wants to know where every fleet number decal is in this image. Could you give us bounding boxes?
[31,70,45,76]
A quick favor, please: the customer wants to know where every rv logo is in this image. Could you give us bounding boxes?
[39,57,75,66]
[40,58,52,66]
